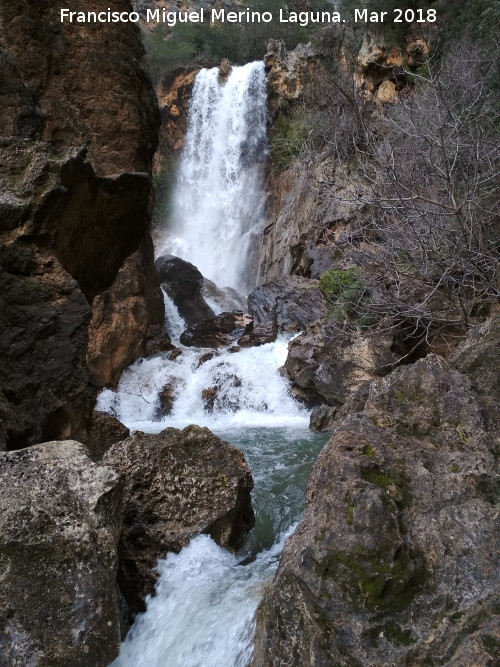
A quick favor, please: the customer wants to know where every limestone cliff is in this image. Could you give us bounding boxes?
[0,0,163,448]
[252,347,500,665]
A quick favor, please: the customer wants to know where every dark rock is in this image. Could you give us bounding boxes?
[202,375,242,413]
[309,404,337,432]
[252,356,500,666]
[155,255,215,326]
[0,441,122,666]
[0,0,161,449]
[202,277,247,312]
[238,321,278,348]
[197,351,219,367]
[247,276,327,332]
[288,384,325,409]
[87,411,130,460]
[0,247,93,450]
[103,426,254,621]
[284,322,398,405]
[155,380,182,419]
[180,311,252,348]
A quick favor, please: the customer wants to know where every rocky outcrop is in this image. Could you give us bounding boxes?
[248,277,327,331]
[87,236,172,388]
[238,321,278,348]
[156,254,215,326]
[450,314,500,434]
[180,311,252,348]
[0,0,161,449]
[355,33,429,104]
[309,404,337,432]
[252,355,500,666]
[265,40,320,117]
[103,426,254,619]
[284,322,398,405]
[0,441,122,666]
[87,411,131,460]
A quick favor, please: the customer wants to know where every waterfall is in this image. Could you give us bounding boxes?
[101,62,329,667]
[155,61,268,294]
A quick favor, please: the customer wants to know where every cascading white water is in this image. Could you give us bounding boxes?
[102,62,329,667]
[155,61,268,294]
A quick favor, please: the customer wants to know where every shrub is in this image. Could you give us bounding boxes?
[271,107,309,170]
[319,268,367,324]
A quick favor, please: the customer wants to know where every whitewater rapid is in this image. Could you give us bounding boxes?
[101,62,327,667]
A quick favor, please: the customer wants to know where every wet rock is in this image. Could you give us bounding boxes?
[155,255,215,326]
[103,426,254,620]
[197,350,219,367]
[202,375,242,413]
[248,277,327,332]
[238,321,278,348]
[87,236,172,388]
[284,322,398,405]
[180,311,252,348]
[252,356,500,666]
[202,277,247,312]
[309,404,337,432]
[87,411,130,460]
[155,380,182,419]
[0,441,122,666]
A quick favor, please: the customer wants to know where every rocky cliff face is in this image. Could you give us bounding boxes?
[252,341,500,665]
[0,0,163,448]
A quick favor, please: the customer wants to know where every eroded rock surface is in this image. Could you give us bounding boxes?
[0,441,122,666]
[284,322,398,405]
[0,0,161,448]
[180,311,252,348]
[252,355,500,666]
[103,426,254,619]
[248,277,327,332]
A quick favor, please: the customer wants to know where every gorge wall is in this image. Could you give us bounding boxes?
[0,0,165,449]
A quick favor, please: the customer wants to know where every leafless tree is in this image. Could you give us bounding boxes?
[310,42,500,352]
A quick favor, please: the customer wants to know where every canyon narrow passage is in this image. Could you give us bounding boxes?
[98,62,328,666]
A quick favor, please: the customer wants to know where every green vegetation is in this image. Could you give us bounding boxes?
[270,106,308,170]
[143,0,334,83]
[319,267,367,326]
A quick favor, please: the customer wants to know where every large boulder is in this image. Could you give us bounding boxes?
[248,277,327,332]
[0,441,122,666]
[155,255,215,326]
[252,356,500,665]
[180,311,252,348]
[103,426,254,620]
[284,322,398,405]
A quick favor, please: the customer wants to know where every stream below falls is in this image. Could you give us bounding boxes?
[97,60,329,665]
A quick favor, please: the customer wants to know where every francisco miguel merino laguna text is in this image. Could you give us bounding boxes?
[60,7,438,26]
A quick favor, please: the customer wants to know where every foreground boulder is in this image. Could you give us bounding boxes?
[284,322,398,405]
[0,441,122,666]
[247,276,327,331]
[87,410,130,459]
[180,311,252,348]
[252,356,500,665]
[156,255,215,326]
[103,426,254,620]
